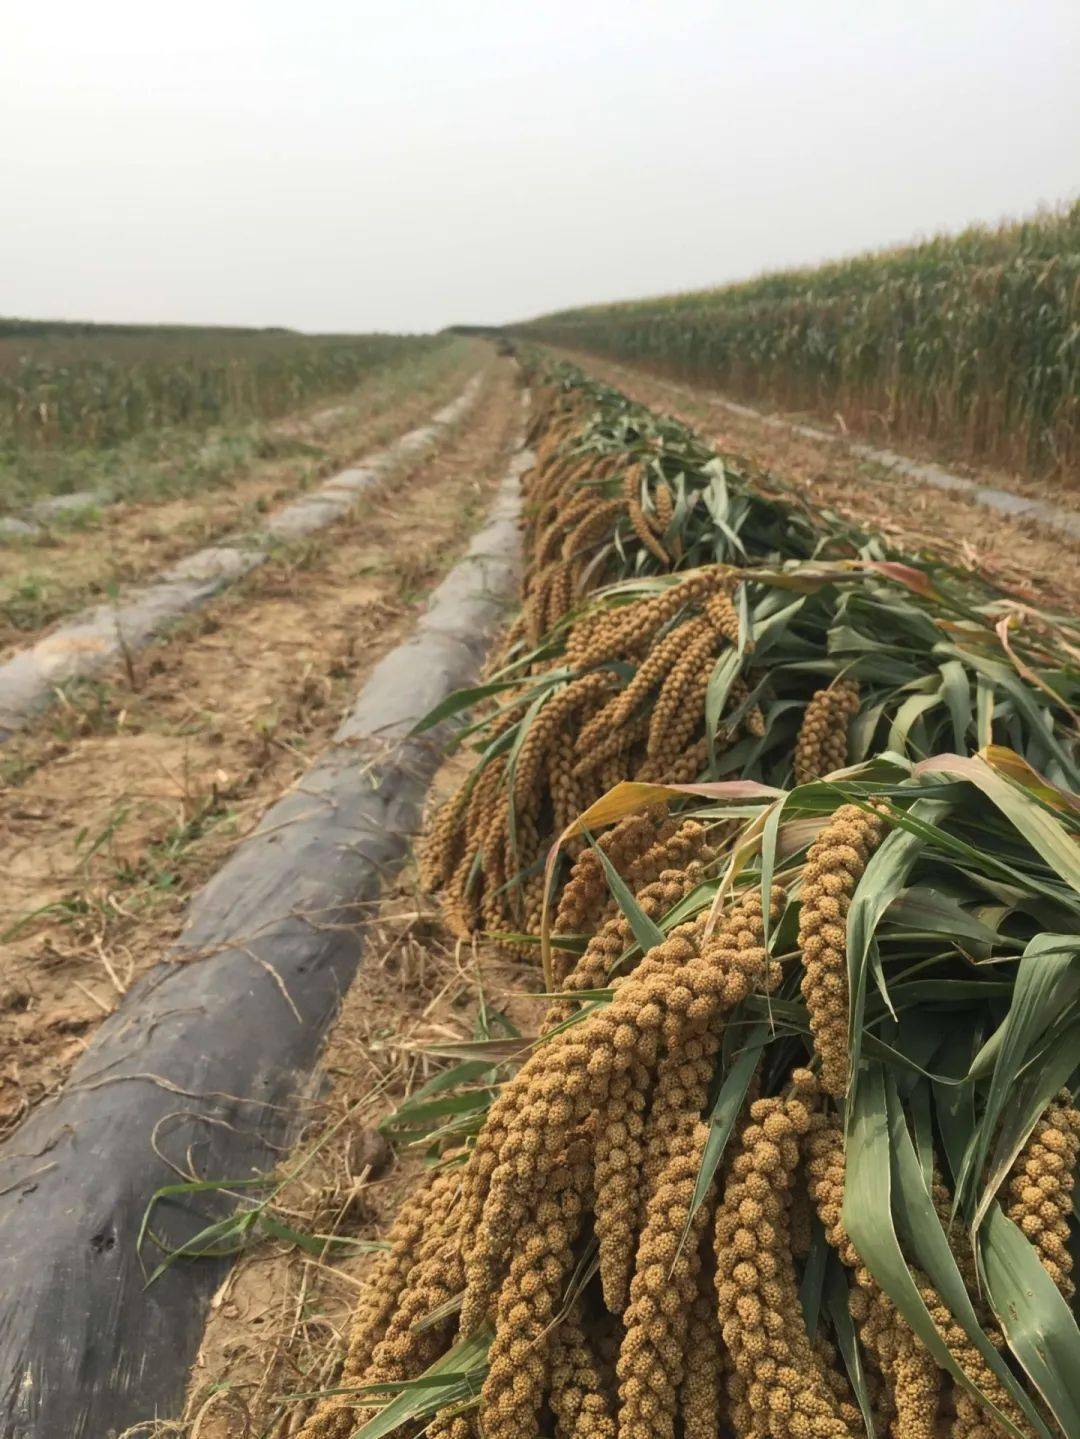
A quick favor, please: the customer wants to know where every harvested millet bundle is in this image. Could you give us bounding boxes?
[626,496,670,565]
[793,680,860,785]
[320,878,778,1432]
[551,807,673,947]
[295,1165,461,1439]
[806,1117,1036,1439]
[422,569,766,945]
[576,620,706,755]
[797,801,885,1097]
[308,373,1080,1439]
[1005,1092,1080,1299]
[566,571,728,670]
[549,1307,618,1439]
[294,814,1072,1439]
[714,1071,862,1439]
[512,397,699,643]
[654,480,675,536]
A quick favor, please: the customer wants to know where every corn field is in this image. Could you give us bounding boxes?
[515,204,1080,480]
[0,320,443,450]
[291,359,1080,1439]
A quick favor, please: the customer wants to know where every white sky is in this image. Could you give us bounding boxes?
[3,1,1078,334]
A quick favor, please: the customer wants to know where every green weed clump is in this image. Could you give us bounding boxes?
[517,203,1080,479]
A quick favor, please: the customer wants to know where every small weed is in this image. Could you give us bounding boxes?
[48,677,122,738]
[45,503,103,533]
[111,787,238,893]
[137,1098,388,1285]
[3,572,57,630]
[1,892,98,943]
[74,802,133,873]
[0,749,36,786]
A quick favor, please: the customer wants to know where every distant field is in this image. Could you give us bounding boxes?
[517,202,1080,480]
[0,322,450,510]
[0,320,440,454]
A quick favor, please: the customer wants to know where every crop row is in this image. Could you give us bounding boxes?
[516,204,1080,479]
[289,359,1080,1439]
[0,324,446,449]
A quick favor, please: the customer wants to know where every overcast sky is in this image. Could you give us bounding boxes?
[4,1,1078,334]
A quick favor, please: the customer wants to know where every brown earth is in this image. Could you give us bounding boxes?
[0,354,521,1138]
[553,349,1080,617]
[0,340,481,656]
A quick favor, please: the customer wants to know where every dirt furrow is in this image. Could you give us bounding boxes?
[0,356,521,1137]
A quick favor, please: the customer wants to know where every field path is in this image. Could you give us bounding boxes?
[0,355,521,1137]
[558,350,1080,615]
